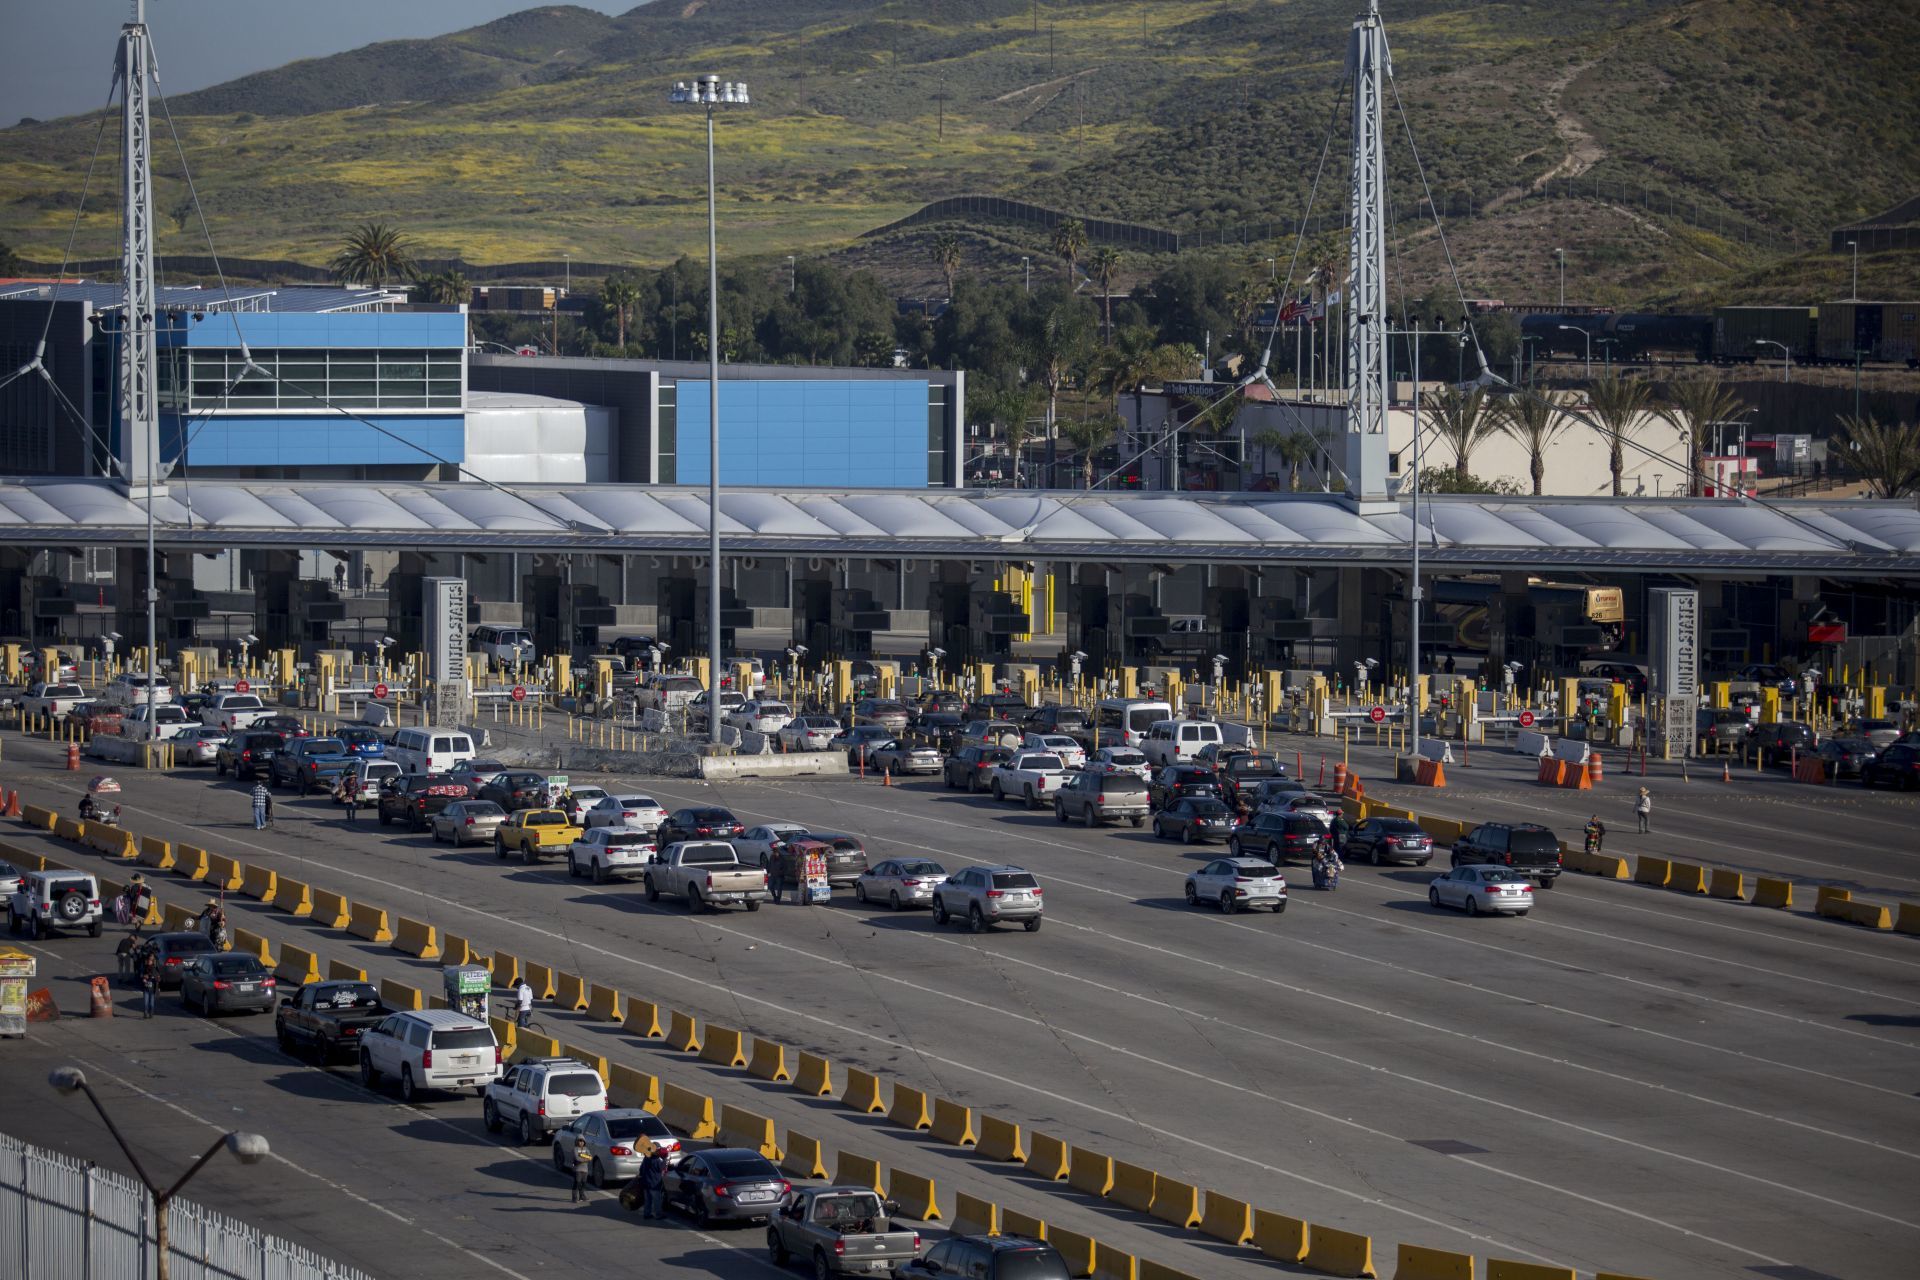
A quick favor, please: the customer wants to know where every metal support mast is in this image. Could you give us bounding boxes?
[1343,0,1391,505]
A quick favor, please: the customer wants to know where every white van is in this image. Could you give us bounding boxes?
[470,625,536,670]
[1095,699,1174,749]
[389,726,478,776]
[1141,718,1223,767]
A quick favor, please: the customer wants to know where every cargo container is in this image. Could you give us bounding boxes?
[472,286,555,313]
[1816,301,1920,363]
[1712,306,1817,363]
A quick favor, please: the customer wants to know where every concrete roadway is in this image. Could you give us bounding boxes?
[4,730,1917,1280]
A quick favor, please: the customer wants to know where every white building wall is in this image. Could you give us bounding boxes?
[462,390,615,484]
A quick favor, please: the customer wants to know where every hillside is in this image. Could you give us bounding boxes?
[1,0,1914,306]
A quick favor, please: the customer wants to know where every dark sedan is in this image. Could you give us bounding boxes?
[179,952,277,1015]
[797,832,868,886]
[132,932,219,989]
[1345,816,1435,866]
[1862,743,1920,790]
[1148,765,1221,811]
[942,745,1012,792]
[1152,796,1236,844]
[1814,736,1877,780]
[663,1147,791,1227]
[658,807,745,844]
[255,714,311,739]
[215,730,285,781]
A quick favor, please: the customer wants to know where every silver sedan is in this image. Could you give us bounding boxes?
[548,1108,679,1187]
[1185,857,1288,915]
[431,799,508,845]
[1429,865,1534,916]
[853,858,949,911]
[735,822,810,867]
[174,725,230,766]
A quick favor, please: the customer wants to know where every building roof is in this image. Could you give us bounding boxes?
[0,282,402,313]
[0,478,1916,576]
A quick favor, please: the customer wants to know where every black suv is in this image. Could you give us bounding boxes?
[1023,704,1092,741]
[1862,743,1920,790]
[657,807,745,844]
[1452,822,1562,886]
[478,770,551,811]
[216,730,286,781]
[1217,752,1284,806]
[1748,720,1817,767]
[942,744,1012,792]
[377,775,472,831]
[1230,811,1329,864]
[898,1235,1069,1280]
[1696,708,1752,752]
[1148,765,1221,811]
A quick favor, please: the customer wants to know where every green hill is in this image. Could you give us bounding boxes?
[1,0,1913,305]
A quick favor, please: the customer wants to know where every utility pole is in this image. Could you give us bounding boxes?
[1342,0,1390,500]
[932,91,951,140]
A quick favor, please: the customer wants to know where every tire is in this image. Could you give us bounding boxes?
[768,1228,788,1265]
[484,1098,502,1133]
[1466,895,1482,916]
[277,1024,293,1053]
[1153,821,1167,840]
[1273,900,1287,914]
[990,780,1004,802]
[1181,824,1196,845]
[1054,803,1068,824]
[1228,837,1242,857]
[568,855,582,879]
[379,809,392,827]
[523,846,537,866]
[400,1066,418,1104]
[1220,891,1237,915]
[1185,882,1199,906]
[1130,816,1144,828]
[1024,787,1037,810]
[1024,917,1041,933]
[359,1052,376,1087]
[812,1249,832,1280]
[593,1159,608,1190]
[1083,807,1096,829]
[932,899,949,926]
[1428,888,1442,909]
[56,891,87,924]
[645,876,660,903]
[969,773,983,794]
[593,860,608,885]
[855,882,868,904]
[968,906,986,934]
[744,900,759,912]
[1368,845,1382,867]
[520,1114,536,1147]
[217,760,228,777]
[495,836,507,858]
[889,891,903,912]
[687,886,705,914]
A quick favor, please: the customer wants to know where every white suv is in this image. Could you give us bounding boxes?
[8,870,104,939]
[470,625,536,670]
[100,673,175,709]
[358,1010,502,1102]
[483,1057,608,1145]
[568,827,657,883]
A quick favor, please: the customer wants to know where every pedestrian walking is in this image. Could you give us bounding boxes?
[139,949,159,1019]
[1584,815,1606,854]
[570,1136,592,1203]
[515,977,534,1029]
[639,1145,668,1219]
[343,781,359,824]
[1634,786,1652,834]
[251,782,270,830]
[116,928,142,978]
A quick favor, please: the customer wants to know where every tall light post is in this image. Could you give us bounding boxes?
[50,1066,269,1280]
[1752,338,1791,383]
[1554,247,1566,309]
[670,73,750,744]
[1557,324,1591,377]
[1021,256,1031,293]
[786,254,796,294]
[1388,318,1464,750]
[1847,239,1858,300]
[1596,336,1618,370]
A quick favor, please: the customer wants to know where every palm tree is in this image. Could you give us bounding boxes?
[329,222,419,287]
[1491,393,1570,496]
[1580,374,1658,496]
[601,273,642,350]
[1032,303,1095,482]
[1088,246,1121,343]
[992,383,1043,487]
[929,231,963,297]
[1051,217,1088,283]
[1254,429,1319,491]
[415,269,469,306]
[1833,415,1920,499]
[1662,378,1749,495]
[1056,415,1113,489]
[1421,385,1500,478]
[1091,326,1197,399]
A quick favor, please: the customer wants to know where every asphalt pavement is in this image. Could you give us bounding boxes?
[3,726,1917,1280]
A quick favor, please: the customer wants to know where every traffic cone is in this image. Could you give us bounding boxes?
[0,790,16,818]
[1588,751,1604,784]
[882,768,892,787]
[1722,760,1731,783]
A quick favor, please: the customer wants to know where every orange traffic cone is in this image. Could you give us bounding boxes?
[0,790,16,818]
[882,768,892,787]
[1722,760,1731,783]
[1589,751,1604,784]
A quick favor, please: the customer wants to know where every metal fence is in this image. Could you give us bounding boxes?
[0,1133,374,1280]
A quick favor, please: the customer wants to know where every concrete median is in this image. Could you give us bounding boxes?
[137,836,174,871]
[1593,1273,1660,1280]
[748,1037,790,1082]
[274,877,313,917]
[327,959,366,982]
[553,971,588,1011]
[699,1023,748,1068]
[53,816,82,844]
[1844,900,1894,929]
[977,1114,1026,1163]
[88,826,137,859]
[379,979,423,1011]
[1048,1227,1097,1278]
[274,944,322,988]
[887,1084,932,1131]
[1707,868,1747,900]
[237,864,276,904]
[19,804,56,831]
[310,889,350,929]
[1752,876,1794,909]
[833,1151,885,1196]
[491,950,521,988]
[793,1051,833,1096]
[951,1190,996,1238]
[1090,1246,1136,1280]
[173,845,209,881]
[1137,1263,1204,1280]
[1253,1209,1307,1264]
[205,853,246,892]
[1392,1243,1474,1279]
[623,998,663,1039]
[1485,1262,1573,1280]
[1198,1191,1252,1245]
[1148,1176,1200,1229]
[441,934,486,968]
[717,1104,780,1160]
[1002,1207,1047,1241]
[1897,903,1920,936]
[608,1063,658,1111]
[347,902,392,943]
[1026,1132,1070,1181]
[584,983,622,1022]
[1108,1158,1154,1213]
[1067,1147,1113,1197]
[660,1082,717,1140]
[523,962,557,1001]
[1302,1223,1377,1277]
[392,917,440,959]
[843,1067,886,1114]
[929,1097,975,1147]
[780,1131,829,1181]
[1633,856,1671,887]
[161,903,197,933]
[560,1042,609,1083]
[232,928,274,967]
[1667,861,1708,894]
[489,1017,517,1058]
[889,1169,941,1222]
[514,1030,562,1062]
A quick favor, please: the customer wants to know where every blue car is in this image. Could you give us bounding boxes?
[270,737,355,794]
[336,726,386,758]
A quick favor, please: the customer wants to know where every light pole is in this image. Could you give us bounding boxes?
[786,254,796,295]
[1752,338,1791,383]
[50,1066,269,1280]
[1021,257,1031,293]
[1596,336,1618,370]
[1847,239,1858,300]
[1554,247,1565,309]
[670,73,750,745]
[1557,324,1592,377]
[1388,318,1465,749]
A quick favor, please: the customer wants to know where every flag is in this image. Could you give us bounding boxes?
[1278,299,1309,325]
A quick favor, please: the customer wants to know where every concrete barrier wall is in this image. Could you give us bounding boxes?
[834,1151,885,1195]
[1199,1191,1253,1245]
[1253,1209,1307,1264]
[1108,1159,1155,1213]
[275,944,322,987]
[1148,1176,1200,1229]
[1026,1132,1070,1181]
[275,877,313,917]
[559,1042,609,1084]
[379,979,423,1011]
[748,1037,790,1082]
[205,853,245,891]
[665,1008,700,1051]
[554,971,589,1011]
[608,1064,658,1112]
[887,1084,932,1131]
[624,998,664,1038]
[660,1083,716,1139]
[1633,856,1672,887]
[1301,1223,1376,1277]
[311,889,350,928]
[1002,1206,1048,1241]
[843,1067,885,1113]
[1667,861,1708,894]
[1394,1243,1474,1279]
[781,1131,829,1181]
[392,917,440,958]
[138,837,174,870]
[951,1191,997,1239]
[929,1097,975,1146]
[327,959,366,982]
[585,983,623,1022]
[699,1023,748,1068]
[347,902,392,943]
[1752,877,1793,909]
[1067,1147,1113,1197]
[889,1169,941,1222]
[524,962,558,1000]
[1486,1261,1574,1280]
[173,845,209,881]
[793,1051,833,1096]
[492,950,522,988]
[717,1104,780,1160]
[240,864,276,903]
[1049,1227,1097,1277]
[977,1115,1026,1162]
[231,928,274,967]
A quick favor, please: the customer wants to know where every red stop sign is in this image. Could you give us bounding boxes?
[1518,710,1536,729]
[511,685,527,703]
[1368,705,1387,724]
[373,682,389,700]
[234,679,249,695]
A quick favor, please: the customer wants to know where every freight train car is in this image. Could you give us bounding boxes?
[1521,313,1713,363]
[1816,301,1919,364]
[1711,306,1818,363]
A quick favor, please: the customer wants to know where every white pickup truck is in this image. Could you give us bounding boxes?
[988,751,1069,809]
[20,682,93,721]
[201,692,274,733]
[120,702,198,742]
[642,841,770,913]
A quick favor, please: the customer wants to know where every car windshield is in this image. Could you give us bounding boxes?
[756,703,791,716]
[710,1155,778,1179]
[992,872,1040,889]
[1508,829,1559,855]
[247,734,286,749]
[548,1073,604,1097]
[1284,816,1326,833]
[1227,757,1279,777]
[320,984,381,1008]
[1100,779,1148,794]
[996,1253,1073,1280]
[1188,800,1231,816]
[898,860,944,875]
[606,1116,672,1141]
[209,955,265,977]
[430,1028,493,1050]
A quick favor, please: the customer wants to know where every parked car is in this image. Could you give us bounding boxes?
[853,858,948,911]
[172,725,229,766]
[1185,857,1288,914]
[1228,811,1329,864]
[1861,743,1920,790]
[484,1055,608,1145]
[275,980,390,1062]
[1344,817,1434,866]
[360,1010,503,1102]
[778,715,842,752]
[1451,823,1562,886]
[1153,796,1236,844]
[568,827,657,883]
[430,799,508,846]
[897,1235,1070,1280]
[766,1187,920,1276]
[1148,765,1220,811]
[1815,736,1878,780]
[1052,770,1150,827]
[8,869,103,938]
[216,730,285,780]
[584,793,667,833]
[941,744,1012,792]
[1429,865,1535,916]
[931,865,1043,933]
[664,1148,791,1227]
[131,932,219,988]
[549,1108,678,1189]
[657,807,745,844]
[870,739,942,776]
[178,952,276,1016]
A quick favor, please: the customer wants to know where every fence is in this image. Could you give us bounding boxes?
[0,1133,373,1280]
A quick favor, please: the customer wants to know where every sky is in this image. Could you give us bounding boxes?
[0,1,640,125]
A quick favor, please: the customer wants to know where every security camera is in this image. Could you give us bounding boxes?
[1364,658,1380,669]
[380,635,397,648]
[1071,651,1087,662]
[242,633,259,646]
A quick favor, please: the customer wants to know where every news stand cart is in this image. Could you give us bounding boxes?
[802,849,831,905]
[443,964,491,1021]
[0,948,34,1038]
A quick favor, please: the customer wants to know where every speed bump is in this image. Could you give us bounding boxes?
[623,998,664,1039]
[1108,1158,1154,1212]
[665,1008,700,1052]
[1253,1209,1307,1264]
[929,1097,976,1147]
[887,1084,933,1131]
[1026,1132,1070,1181]
[1198,1191,1252,1245]
[1148,1176,1200,1229]
[951,1190,997,1238]
[1302,1223,1377,1277]
[834,1151,885,1196]
[608,1063,658,1111]
[793,1051,834,1096]
[889,1169,941,1221]
[1486,1261,1573,1280]
[780,1131,830,1181]
[699,1023,748,1068]
[1001,1207,1047,1241]
[1067,1147,1113,1197]
[843,1067,886,1114]
[748,1037,791,1082]
[1394,1243,1473,1279]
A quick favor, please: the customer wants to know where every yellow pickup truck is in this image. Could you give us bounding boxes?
[494,809,582,865]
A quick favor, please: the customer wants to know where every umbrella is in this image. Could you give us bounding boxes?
[87,776,121,794]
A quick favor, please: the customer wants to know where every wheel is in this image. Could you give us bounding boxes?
[969,773,983,794]
[1220,891,1237,915]
[217,760,228,777]
[1181,824,1196,845]
[88,920,102,938]
[568,855,582,879]
[889,890,904,911]
[744,900,760,912]
[1054,803,1068,824]
[1185,882,1199,906]
[359,1052,376,1087]
[688,886,705,913]
[693,1195,712,1229]
[523,846,537,866]
[645,876,660,902]
[400,1066,418,1104]
[1273,900,1287,914]
[520,1114,536,1146]
[592,1158,609,1190]
[1024,787,1037,809]
[768,1228,789,1264]
[1153,821,1167,840]
[277,1024,293,1052]
[1130,816,1144,828]
[1368,845,1382,867]
[812,1249,832,1280]
[1466,895,1482,916]
[483,1098,502,1133]
[968,906,986,934]
[1024,916,1042,932]
[932,899,950,926]
[1537,877,1555,890]
[1228,837,1242,857]
[592,860,608,885]
[56,891,88,924]
[379,809,392,826]
[990,780,1004,802]
[1083,807,1097,829]
[432,826,444,844]
[855,882,868,904]
[494,836,506,857]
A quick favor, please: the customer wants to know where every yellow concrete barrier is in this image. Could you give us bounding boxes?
[889,1169,941,1221]
[834,1151,885,1195]
[231,928,274,967]
[699,1023,748,1068]
[327,959,366,982]
[1667,861,1708,894]
[1092,1248,1136,1280]
[1707,868,1747,900]
[514,1030,562,1062]
[379,979,423,1011]
[347,902,392,943]
[1026,1131,1069,1180]
[274,877,312,917]
[53,816,82,843]
[660,1083,716,1140]
[1393,1243,1474,1280]
[952,1191,997,1238]
[523,962,557,1000]
[781,1132,829,1181]
[310,889,350,929]
[978,1114,1026,1163]
[1591,853,1630,879]
[174,845,209,881]
[491,950,522,988]
[442,934,487,968]
[793,1051,833,1096]
[584,983,623,1022]
[1897,903,1920,936]
[1148,1176,1201,1229]
[1199,1191,1252,1245]
[204,853,245,892]
[489,1016,517,1058]
[274,944,322,988]
[888,1084,932,1131]
[929,1097,976,1147]
[1594,1273,1661,1280]
[559,1042,608,1084]
[1108,1158,1155,1212]
[1137,1263,1204,1280]
[1633,856,1671,887]
[664,1008,700,1052]
[19,804,56,831]
[748,1037,791,1082]
[1002,1207,1047,1241]
[239,864,276,904]
[162,903,197,933]
[1048,1227,1096,1277]
[718,1104,780,1160]
[553,971,588,1012]
[1067,1147,1113,1197]
[88,826,137,859]
[624,998,664,1039]
[1752,876,1794,909]
[138,836,174,871]
[392,917,440,959]
[1486,1262,1573,1280]
[1302,1223,1377,1277]
[1817,885,1850,906]
[1253,1209,1307,1264]
[843,1067,886,1114]
[608,1064,658,1112]
[1845,900,1894,929]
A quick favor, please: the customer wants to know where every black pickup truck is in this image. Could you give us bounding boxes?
[1451,822,1563,887]
[275,980,391,1062]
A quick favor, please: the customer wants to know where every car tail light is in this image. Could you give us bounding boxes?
[1521,885,1534,892]
[1032,887,1043,895]
[713,1183,731,1198]
[262,977,275,988]
[833,1239,844,1256]
[610,1146,632,1157]
[901,879,921,887]
[1235,876,1255,883]
[986,889,1004,898]
[465,817,475,825]
[213,980,231,989]
[421,1049,433,1069]
[705,874,714,889]
[1554,851,1564,866]
[165,956,182,965]
[537,1099,546,1116]
[779,1181,791,1196]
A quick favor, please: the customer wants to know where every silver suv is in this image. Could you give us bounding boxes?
[484,1057,608,1146]
[931,865,1043,933]
[8,870,104,939]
